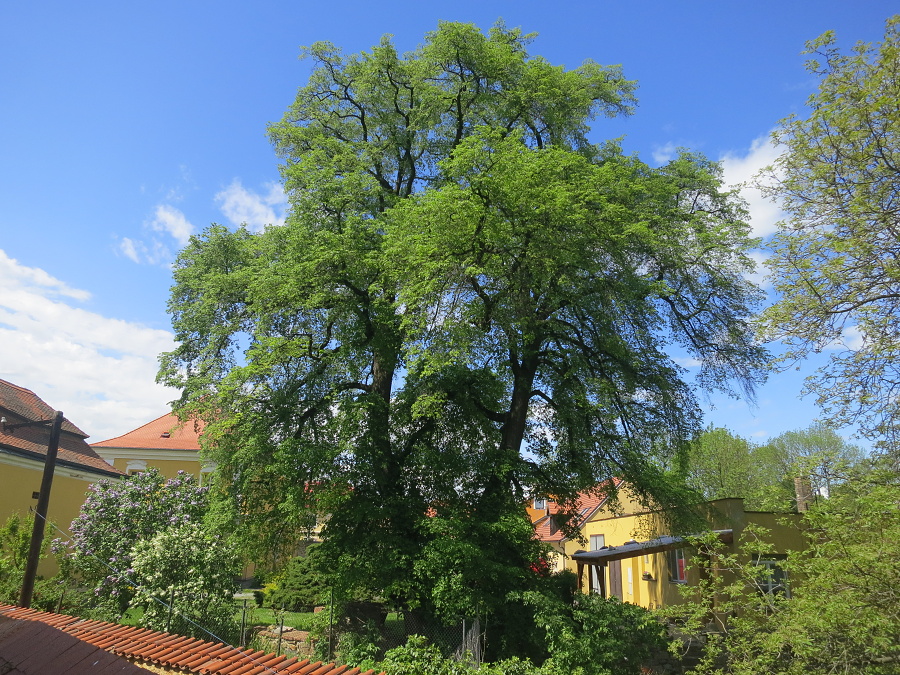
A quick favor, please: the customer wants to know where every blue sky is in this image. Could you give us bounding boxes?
[0,1,893,442]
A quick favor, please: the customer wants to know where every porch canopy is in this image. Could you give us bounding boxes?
[572,529,733,596]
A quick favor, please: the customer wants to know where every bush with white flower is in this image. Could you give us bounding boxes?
[130,521,241,641]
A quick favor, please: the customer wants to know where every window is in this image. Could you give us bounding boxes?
[627,566,633,596]
[590,534,605,550]
[533,498,546,510]
[668,548,687,583]
[125,460,147,476]
[199,466,214,486]
[753,556,790,597]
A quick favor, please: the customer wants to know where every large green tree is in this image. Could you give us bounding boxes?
[159,22,765,619]
[758,16,900,446]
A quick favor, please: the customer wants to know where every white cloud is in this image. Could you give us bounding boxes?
[825,324,865,352]
[720,134,786,239]
[118,237,140,264]
[0,249,177,441]
[746,249,773,290]
[148,204,194,247]
[652,142,678,164]
[0,250,91,302]
[673,356,702,368]
[118,205,194,266]
[215,180,287,231]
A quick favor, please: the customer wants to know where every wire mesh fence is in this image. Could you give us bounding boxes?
[131,593,487,669]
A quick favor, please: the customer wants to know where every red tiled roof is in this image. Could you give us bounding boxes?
[0,379,88,437]
[532,478,624,543]
[0,379,123,477]
[92,412,203,451]
[0,612,152,673]
[0,605,382,675]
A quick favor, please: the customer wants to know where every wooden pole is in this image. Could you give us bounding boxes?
[19,410,64,608]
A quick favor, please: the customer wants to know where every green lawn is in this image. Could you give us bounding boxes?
[120,602,318,632]
[239,605,318,631]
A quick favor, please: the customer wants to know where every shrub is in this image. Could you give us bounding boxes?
[263,546,328,611]
[130,521,241,643]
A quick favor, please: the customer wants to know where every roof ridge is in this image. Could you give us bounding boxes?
[0,378,35,395]
[91,411,179,445]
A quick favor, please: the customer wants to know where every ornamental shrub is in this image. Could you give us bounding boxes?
[263,545,328,611]
[68,469,208,617]
[130,521,241,642]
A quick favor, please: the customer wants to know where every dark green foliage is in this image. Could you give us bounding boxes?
[264,546,329,611]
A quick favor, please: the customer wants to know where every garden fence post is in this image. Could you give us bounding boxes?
[240,599,247,647]
[166,586,175,633]
[328,587,334,660]
[276,607,284,656]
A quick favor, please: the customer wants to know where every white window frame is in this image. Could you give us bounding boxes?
[753,557,790,597]
[125,460,147,476]
[668,547,687,583]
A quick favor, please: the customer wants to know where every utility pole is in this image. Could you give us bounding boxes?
[18,410,64,608]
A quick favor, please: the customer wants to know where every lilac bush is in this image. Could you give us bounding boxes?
[68,468,208,616]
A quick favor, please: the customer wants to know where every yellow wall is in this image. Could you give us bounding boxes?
[108,457,204,481]
[559,497,805,610]
[0,460,109,577]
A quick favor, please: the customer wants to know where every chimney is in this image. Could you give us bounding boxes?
[794,477,813,512]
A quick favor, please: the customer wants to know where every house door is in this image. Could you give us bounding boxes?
[609,560,623,600]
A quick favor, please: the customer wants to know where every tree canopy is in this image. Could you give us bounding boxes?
[758,16,900,446]
[685,424,864,511]
[159,21,765,617]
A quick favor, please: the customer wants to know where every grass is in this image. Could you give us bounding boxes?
[238,604,318,631]
[120,600,318,632]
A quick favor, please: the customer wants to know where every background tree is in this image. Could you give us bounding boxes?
[69,469,208,616]
[685,424,864,510]
[685,427,771,506]
[762,422,864,499]
[159,21,765,627]
[758,16,900,447]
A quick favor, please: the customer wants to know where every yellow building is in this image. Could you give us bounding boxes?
[533,484,804,610]
[91,412,213,482]
[0,379,125,575]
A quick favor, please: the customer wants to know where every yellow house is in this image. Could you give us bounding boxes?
[0,379,124,575]
[91,412,213,482]
[530,482,804,610]
[566,495,803,609]
[530,479,625,573]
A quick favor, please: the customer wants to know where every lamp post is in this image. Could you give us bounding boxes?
[13,410,64,608]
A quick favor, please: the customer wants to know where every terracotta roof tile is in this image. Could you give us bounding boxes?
[0,379,124,478]
[0,379,87,437]
[0,604,382,675]
[532,478,624,543]
[92,412,203,451]
[0,614,152,673]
